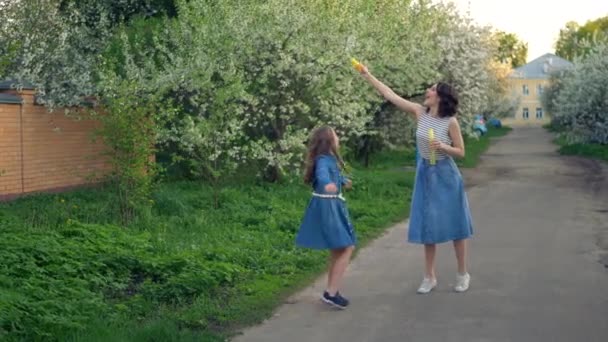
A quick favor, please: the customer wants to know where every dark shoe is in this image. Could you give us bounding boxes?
[321,291,349,309]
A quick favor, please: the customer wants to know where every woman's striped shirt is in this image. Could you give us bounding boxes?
[416,111,453,160]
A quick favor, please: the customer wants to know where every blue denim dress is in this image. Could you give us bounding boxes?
[408,157,473,244]
[296,155,356,249]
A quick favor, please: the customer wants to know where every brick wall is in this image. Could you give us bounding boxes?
[0,99,22,196]
[0,86,110,200]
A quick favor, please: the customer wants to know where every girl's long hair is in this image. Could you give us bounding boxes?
[303,126,344,184]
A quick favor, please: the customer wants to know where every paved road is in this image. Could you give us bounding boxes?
[234,127,608,342]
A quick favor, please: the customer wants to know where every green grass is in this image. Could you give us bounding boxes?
[457,126,513,168]
[543,122,563,133]
[0,128,509,341]
[0,158,414,341]
[544,123,608,162]
[548,130,608,163]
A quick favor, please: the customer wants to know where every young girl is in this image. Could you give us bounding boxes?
[357,64,473,294]
[296,126,356,309]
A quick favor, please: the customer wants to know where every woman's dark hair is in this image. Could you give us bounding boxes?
[436,82,459,117]
[303,126,344,184]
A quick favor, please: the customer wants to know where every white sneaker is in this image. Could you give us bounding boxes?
[454,273,470,292]
[417,277,437,294]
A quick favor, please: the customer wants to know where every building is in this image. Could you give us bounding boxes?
[505,53,572,126]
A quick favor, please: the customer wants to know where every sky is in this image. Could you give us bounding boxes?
[442,0,608,62]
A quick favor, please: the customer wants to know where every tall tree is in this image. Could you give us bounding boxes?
[0,0,176,108]
[555,16,608,60]
[549,42,608,144]
[493,31,528,68]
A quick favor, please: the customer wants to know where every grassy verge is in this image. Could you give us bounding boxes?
[0,127,509,341]
[0,155,415,342]
[546,125,608,162]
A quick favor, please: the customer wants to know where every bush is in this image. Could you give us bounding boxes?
[105,0,515,182]
[546,43,608,144]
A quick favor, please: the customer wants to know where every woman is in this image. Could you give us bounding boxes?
[358,65,473,294]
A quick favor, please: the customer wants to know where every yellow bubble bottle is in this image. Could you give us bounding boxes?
[429,128,436,165]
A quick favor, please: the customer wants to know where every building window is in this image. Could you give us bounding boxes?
[522,84,529,96]
[537,84,544,95]
[523,107,529,119]
[536,107,543,119]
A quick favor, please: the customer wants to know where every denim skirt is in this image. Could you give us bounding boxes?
[408,157,473,244]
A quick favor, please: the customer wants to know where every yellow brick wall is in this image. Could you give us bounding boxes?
[0,89,110,200]
[0,103,23,196]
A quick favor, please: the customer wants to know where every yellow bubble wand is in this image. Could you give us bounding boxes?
[351,58,364,72]
[429,128,436,165]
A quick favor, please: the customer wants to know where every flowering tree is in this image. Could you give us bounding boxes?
[0,0,174,108]
[436,15,493,135]
[1,0,519,188]
[548,43,608,144]
[0,0,101,108]
[140,0,448,180]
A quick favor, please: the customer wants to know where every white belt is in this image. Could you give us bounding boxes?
[312,192,346,201]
